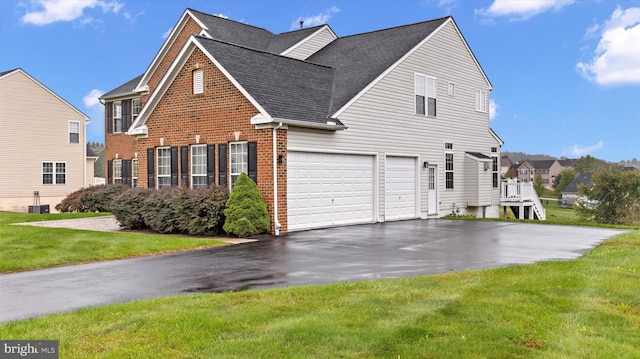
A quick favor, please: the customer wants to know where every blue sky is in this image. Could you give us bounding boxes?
[1,0,638,162]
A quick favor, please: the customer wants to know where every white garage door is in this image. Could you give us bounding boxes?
[288,151,374,231]
[385,156,417,221]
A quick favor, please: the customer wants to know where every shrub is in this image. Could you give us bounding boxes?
[142,187,187,234]
[223,173,270,237]
[55,188,85,212]
[110,188,152,230]
[80,184,129,212]
[176,187,228,236]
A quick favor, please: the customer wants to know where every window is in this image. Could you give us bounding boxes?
[113,159,122,184]
[445,153,454,189]
[191,145,207,189]
[475,90,487,112]
[132,158,138,187]
[448,82,455,96]
[157,147,171,188]
[491,147,499,188]
[193,69,204,94]
[113,101,122,133]
[132,98,141,120]
[415,74,436,116]
[69,121,80,143]
[230,142,248,188]
[42,162,65,185]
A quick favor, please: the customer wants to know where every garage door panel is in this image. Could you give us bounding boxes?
[385,157,417,221]
[288,151,374,231]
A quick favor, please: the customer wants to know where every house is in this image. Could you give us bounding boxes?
[528,159,562,188]
[561,173,593,208]
[0,68,91,212]
[509,162,535,183]
[101,8,503,234]
[558,158,576,169]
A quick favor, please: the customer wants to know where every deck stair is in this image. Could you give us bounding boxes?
[500,179,546,220]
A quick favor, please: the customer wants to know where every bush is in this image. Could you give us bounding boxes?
[55,188,85,212]
[80,184,130,212]
[223,173,270,237]
[176,187,228,236]
[110,188,152,230]
[141,187,187,234]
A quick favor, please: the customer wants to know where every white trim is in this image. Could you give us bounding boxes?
[190,144,207,189]
[68,120,80,144]
[279,25,337,57]
[287,147,378,157]
[41,161,67,185]
[448,81,456,96]
[156,147,171,189]
[383,154,421,221]
[334,17,492,117]
[229,141,248,189]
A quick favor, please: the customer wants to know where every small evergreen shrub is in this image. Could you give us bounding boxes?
[142,187,186,234]
[223,173,270,237]
[176,187,228,236]
[110,188,152,230]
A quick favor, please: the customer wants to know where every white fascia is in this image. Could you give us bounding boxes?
[279,25,337,57]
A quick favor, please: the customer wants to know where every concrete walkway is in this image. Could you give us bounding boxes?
[17,215,122,232]
[0,219,627,322]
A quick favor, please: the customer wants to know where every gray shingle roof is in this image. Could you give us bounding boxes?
[195,36,340,126]
[101,74,143,99]
[0,68,19,77]
[467,152,492,160]
[563,173,593,194]
[189,9,275,51]
[266,25,327,54]
[307,17,449,113]
[528,160,557,170]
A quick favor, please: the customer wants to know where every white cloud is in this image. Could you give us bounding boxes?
[489,99,499,121]
[576,7,640,86]
[565,141,605,157]
[291,6,340,30]
[21,0,123,25]
[476,0,575,21]
[161,27,172,39]
[83,89,104,109]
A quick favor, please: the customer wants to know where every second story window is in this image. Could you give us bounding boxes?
[113,101,122,133]
[113,159,123,184]
[415,74,436,117]
[193,69,204,94]
[69,121,80,143]
[475,90,487,113]
[132,98,141,120]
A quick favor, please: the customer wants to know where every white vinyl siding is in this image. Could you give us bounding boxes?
[191,144,207,189]
[69,121,80,143]
[157,147,171,188]
[280,26,337,60]
[193,69,203,94]
[230,142,247,188]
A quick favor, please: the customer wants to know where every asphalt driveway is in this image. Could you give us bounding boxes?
[0,219,627,322]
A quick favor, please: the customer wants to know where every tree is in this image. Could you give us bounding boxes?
[505,168,517,178]
[576,167,640,225]
[554,168,578,196]
[573,155,608,174]
[533,173,544,196]
[223,173,270,237]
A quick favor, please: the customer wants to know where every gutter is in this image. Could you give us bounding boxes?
[273,122,283,236]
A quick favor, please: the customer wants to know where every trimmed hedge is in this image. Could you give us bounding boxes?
[55,184,129,213]
[110,188,151,230]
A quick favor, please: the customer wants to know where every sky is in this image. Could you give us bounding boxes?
[1,0,639,162]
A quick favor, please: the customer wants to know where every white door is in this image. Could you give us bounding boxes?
[287,151,375,231]
[428,165,438,215]
[385,156,417,221]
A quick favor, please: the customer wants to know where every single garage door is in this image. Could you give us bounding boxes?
[385,156,417,221]
[288,151,374,231]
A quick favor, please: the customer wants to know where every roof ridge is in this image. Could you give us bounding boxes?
[187,8,275,35]
[276,24,326,36]
[336,16,451,39]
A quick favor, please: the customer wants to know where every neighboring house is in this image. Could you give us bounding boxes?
[558,158,576,169]
[0,68,91,212]
[510,162,535,183]
[562,173,593,208]
[528,159,562,188]
[101,8,503,234]
[500,155,512,176]
[86,144,99,186]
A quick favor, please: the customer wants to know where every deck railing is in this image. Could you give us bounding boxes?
[500,179,546,220]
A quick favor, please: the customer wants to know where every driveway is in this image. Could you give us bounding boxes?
[0,220,627,322]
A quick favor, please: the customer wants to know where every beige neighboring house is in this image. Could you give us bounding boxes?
[0,68,91,212]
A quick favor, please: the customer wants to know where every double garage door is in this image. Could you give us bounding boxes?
[287,151,417,231]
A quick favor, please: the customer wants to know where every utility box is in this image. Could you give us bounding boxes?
[28,205,50,214]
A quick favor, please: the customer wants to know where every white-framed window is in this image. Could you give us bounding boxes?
[157,147,171,188]
[448,82,455,96]
[69,121,80,143]
[113,101,122,133]
[230,142,248,188]
[132,158,138,187]
[191,144,207,189]
[113,159,123,184]
[42,162,66,185]
[475,90,487,112]
[415,74,436,117]
[491,147,499,188]
[193,69,204,94]
[132,98,142,120]
[444,143,454,189]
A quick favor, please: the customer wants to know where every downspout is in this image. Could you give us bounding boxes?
[273,122,283,236]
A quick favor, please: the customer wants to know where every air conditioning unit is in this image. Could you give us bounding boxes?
[28,205,50,214]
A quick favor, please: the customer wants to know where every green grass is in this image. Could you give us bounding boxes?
[0,211,225,273]
[1,230,638,358]
[542,200,578,222]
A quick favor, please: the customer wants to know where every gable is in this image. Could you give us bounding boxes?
[278,25,337,60]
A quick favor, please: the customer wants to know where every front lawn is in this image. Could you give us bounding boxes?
[2,230,638,358]
[0,212,225,273]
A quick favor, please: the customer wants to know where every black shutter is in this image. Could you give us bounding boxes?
[218,143,227,187]
[122,99,131,132]
[106,102,113,133]
[180,146,189,188]
[147,148,155,189]
[107,160,113,184]
[122,159,131,186]
[248,142,257,183]
[207,144,216,187]
[171,146,179,187]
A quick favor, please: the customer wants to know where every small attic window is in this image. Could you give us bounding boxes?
[193,69,203,94]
